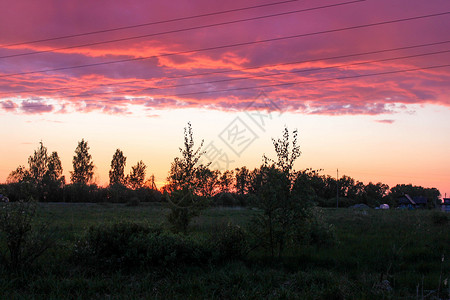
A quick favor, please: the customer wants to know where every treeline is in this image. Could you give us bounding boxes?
[166,166,441,208]
[1,135,441,208]
[2,140,161,204]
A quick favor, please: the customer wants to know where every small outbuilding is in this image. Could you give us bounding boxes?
[442,198,450,212]
[397,194,428,208]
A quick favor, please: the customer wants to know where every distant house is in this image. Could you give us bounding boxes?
[442,198,450,212]
[397,194,427,208]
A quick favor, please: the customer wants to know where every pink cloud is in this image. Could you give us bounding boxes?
[20,99,53,114]
[0,0,449,115]
[1,100,18,111]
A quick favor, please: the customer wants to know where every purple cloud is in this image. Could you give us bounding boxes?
[1,100,18,111]
[0,0,449,116]
[20,100,54,114]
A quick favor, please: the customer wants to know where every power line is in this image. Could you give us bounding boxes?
[48,49,450,98]
[69,48,447,97]
[0,0,301,48]
[170,63,450,98]
[8,63,450,109]
[0,0,365,59]
[0,11,448,79]
[2,39,448,96]
[135,49,449,94]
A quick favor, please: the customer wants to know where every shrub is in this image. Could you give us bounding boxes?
[165,189,207,233]
[306,208,337,247]
[73,222,154,268]
[0,198,54,272]
[73,222,211,270]
[288,207,337,248]
[211,223,249,262]
[133,233,209,266]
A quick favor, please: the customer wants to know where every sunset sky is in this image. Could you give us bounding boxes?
[0,0,449,196]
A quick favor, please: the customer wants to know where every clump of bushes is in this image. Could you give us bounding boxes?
[73,221,253,271]
[73,222,211,270]
[302,208,337,247]
[211,223,249,262]
[73,222,152,269]
[165,188,209,233]
[0,197,54,272]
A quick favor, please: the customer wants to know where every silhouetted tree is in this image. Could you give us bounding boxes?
[218,170,234,193]
[269,127,301,175]
[248,167,263,195]
[46,151,63,182]
[109,149,126,186]
[41,151,65,202]
[7,166,30,184]
[144,174,157,190]
[235,166,250,195]
[127,160,146,190]
[70,139,94,184]
[165,122,209,233]
[362,182,389,206]
[7,143,64,202]
[292,169,320,203]
[338,175,356,199]
[28,141,48,183]
[194,166,219,197]
[348,180,365,202]
[250,128,332,258]
[250,128,301,257]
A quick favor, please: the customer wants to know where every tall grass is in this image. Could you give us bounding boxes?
[0,204,448,299]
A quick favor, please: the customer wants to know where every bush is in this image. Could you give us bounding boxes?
[301,208,337,247]
[165,189,207,233]
[135,233,209,266]
[73,222,211,270]
[0,198,54,272]
[211,223,249,262]
[73,222,154,268]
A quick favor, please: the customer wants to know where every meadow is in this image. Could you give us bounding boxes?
[1,203,449,299]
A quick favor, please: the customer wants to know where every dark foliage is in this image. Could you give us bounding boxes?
[73,222,211,271]
[0,198,54,272]
[210,223,249,262]
[109,149,126,186]
[165,122,209,233]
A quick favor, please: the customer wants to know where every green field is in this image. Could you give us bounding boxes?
[1,203,449,299]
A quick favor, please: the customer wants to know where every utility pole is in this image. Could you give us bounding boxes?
[336,168,339,208]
